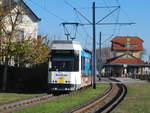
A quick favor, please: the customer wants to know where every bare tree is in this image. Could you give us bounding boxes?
[0,0,26,91]
[96,46,113,70]
[0,0,50,91]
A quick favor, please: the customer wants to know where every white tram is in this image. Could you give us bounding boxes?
[48,40,92,93]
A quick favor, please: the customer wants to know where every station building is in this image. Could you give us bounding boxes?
[103,36,150,77]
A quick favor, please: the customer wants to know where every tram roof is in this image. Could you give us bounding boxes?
[52,40,80,45]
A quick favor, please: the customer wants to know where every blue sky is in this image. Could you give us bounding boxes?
[25,0,150,60]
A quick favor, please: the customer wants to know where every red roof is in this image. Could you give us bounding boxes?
[111,58,146,65]
[111,36,144,51]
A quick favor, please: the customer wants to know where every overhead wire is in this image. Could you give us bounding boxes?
[74,11,91,48]
[64,0,92,24]
[100,0,121,45]
[26,0,65,21]
[64,0,92,49]
[115,0,135,36]
[43,0,46,9]
[74,10,92,49]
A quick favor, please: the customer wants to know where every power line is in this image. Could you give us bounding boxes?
[64,0,92,24]
[26,0,65,21]
[43,0,46,9]
[115,0,120,6]
[99,0,121,45]
[74,10,92,48]
[65,1,92,48]
[96,6,120,24]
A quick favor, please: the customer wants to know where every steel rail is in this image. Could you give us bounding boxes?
[64,82,127,113]
[0,85,91,113]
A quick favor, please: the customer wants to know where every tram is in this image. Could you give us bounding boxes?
[48,40,92,93]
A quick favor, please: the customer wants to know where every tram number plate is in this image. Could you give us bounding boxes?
[58,76,64,83]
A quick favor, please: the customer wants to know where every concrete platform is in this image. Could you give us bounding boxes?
[110,77,147,84]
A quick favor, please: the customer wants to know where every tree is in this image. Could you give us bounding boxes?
[141,49,147,60]
[0,0,6,64]
[96,46,113,71]
[29,35,49,65]
[0,0,26,91]
[11,37,33,67]
[13,35,50,66]
[0,0,49,91]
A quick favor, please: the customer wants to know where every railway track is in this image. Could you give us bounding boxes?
[0,80,127,113]
[0,85,91,113]
[0,94,55,113]
[64,83,127,113]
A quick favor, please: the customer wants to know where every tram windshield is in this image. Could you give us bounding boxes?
[51,50,79,72]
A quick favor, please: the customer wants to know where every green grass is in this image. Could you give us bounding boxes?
[15,83,109,113]
[0,93,41,104]
[113,83,150,113]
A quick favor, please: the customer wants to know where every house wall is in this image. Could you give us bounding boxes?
[114,51,124,57]
[132,51,141,59]
[114,51,142,59]
[3,5,38,40]
[18,14,38,39]
[1,4,39,66]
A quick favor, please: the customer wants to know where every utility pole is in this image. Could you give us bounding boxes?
[99,32,101,71]
[149,53,150,64]
[64,1,135,89]
[92,2,96,89]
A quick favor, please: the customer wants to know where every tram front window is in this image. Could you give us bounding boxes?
[51,50,79,72]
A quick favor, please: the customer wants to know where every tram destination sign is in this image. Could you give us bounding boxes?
[52,50,73,55]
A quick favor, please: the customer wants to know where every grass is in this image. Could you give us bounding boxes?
[113,83,150,113]
[0,93,41,104]
[15,83,109,113]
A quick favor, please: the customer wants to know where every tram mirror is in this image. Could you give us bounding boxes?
[49,61,52,68]
[74,50,79,55]
[48,61,52,71]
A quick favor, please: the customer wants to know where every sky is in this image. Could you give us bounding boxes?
[24,0,150,61]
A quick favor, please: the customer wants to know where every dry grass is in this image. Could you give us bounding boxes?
[15,83,109,113]
[113,83,150,113]
[0,93,41,104]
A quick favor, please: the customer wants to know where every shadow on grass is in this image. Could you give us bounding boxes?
[0,87,47,94]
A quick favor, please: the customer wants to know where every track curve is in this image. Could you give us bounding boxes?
[63,83,127,113]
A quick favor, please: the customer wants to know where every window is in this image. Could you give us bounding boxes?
[17,15,23,23]
[81,56,85,70]
[16,30,24,41]
[51,50,79,72]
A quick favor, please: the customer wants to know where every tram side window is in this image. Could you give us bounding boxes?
[90,59,92,70]
[73,55,79,71]
[81,56,85,70]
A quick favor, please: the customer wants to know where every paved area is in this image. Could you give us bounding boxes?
[97,77,147,84]
[110,77,147,84]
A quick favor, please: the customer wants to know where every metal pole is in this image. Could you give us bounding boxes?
[99,32,101,71]
[99,32,101,81]
[65,34,69,40]
[92,2,96,89]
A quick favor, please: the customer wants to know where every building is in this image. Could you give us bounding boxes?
[1,0,41,40]
[103,36,149,77]
[111,36,144,58]
[0,0,41,65]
